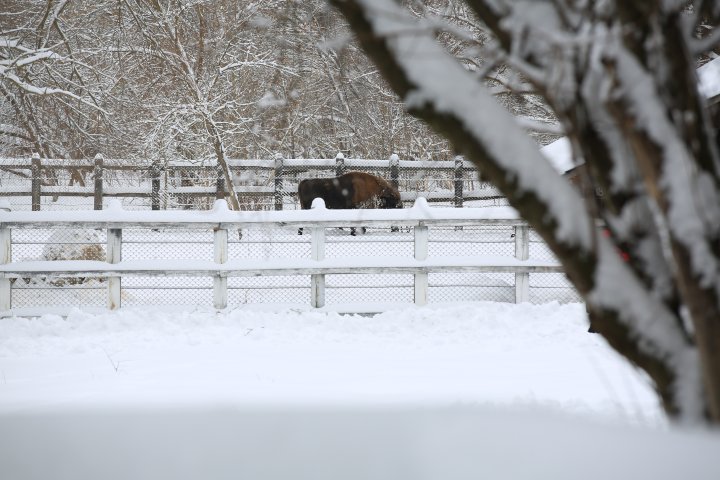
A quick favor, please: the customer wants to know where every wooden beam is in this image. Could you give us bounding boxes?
[414,225,428,305]
[514,225,530,303]
[107,228,122,309]
[214,227,228,309]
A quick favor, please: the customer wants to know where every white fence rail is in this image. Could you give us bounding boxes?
[0,199,567,315]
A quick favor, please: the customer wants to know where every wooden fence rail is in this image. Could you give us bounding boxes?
[0,199,561,315]
[0,153,502,211]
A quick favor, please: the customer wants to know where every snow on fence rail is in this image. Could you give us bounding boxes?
[0,199,572,316]
[0,152,502,211]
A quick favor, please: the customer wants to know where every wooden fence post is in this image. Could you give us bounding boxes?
[414,224,429,305]
[274,154,284,211]
[94,154,104,210]
[31,153,41,211]
[107,227,122,309]
[0,202,11,311]
[150,161,162,210]
[454,155,464,208]
[515,225,530,303]
[335,152,345,177]
[214,226,228,309]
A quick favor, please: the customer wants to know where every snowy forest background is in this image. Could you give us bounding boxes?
[0,0,559,164]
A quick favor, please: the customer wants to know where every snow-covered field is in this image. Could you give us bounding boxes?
[0,302,653,417]
[2,301,720,479]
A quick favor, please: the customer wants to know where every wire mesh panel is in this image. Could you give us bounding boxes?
[325,273,414,305]
[12,228,105,260]
[428,272,515,303]
[12,278,106,309]
[122,276,213,307]
[121,228,214,306]
[428,225,515,257]
[527,230,580,303]
[426,225,516,303]
[324,226,413,259]
[10,228,107,309]
[228,276,309,306]
[425,225,579,304]
[529,273,582,303]
[229,226,310,260]
[529,230,557,261]
[123,229,213,260]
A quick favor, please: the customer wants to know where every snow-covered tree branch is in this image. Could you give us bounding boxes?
[0,2,108,159]
[329,0,720,423]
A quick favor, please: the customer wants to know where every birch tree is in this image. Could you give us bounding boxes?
[329,0,720,423]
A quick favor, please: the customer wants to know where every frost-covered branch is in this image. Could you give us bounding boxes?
[329,0,711,422]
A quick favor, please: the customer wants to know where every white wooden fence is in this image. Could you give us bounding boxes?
[0,199,565,315]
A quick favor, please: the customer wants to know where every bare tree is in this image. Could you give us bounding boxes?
[329,0,720,423]
[0,0,108,159]
[1,1,465,167]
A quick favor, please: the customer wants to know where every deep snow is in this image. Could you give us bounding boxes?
[3,297,720,479]
[0,302,658,421]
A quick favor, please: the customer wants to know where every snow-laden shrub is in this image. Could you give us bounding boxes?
[41,230,105,286]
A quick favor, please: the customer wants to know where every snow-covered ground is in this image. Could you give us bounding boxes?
[2,302,720,479]
[0,302,652,418]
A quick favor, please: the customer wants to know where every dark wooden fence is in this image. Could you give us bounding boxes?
[0,153,503,211]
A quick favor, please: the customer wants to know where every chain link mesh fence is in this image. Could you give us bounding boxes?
[10,228,107,309]
[5,222,580,311]
[528,230,580,303]
[427,225,517,303]
[2,155,580,310]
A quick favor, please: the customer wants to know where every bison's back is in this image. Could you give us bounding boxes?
[297,171,399,210]
[298,177,353,209]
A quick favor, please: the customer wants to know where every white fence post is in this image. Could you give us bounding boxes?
[1,201,11,311]
[311,225,326,308]
[515,225,530,303]
[214,226,228,309]
[414,224,429,305]
[107,228,122,309]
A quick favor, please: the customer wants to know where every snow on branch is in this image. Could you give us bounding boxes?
[0,68,108,114]
[0,36,107,114]
[332,0,704,421]
[611,45,720,299]
[353,0,590,249]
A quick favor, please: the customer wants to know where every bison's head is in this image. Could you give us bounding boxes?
[380,186,402,209]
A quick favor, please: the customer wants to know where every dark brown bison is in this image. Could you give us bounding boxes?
[298,171,402,235]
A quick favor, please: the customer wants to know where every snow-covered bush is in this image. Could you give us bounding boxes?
[41,230,105,286]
